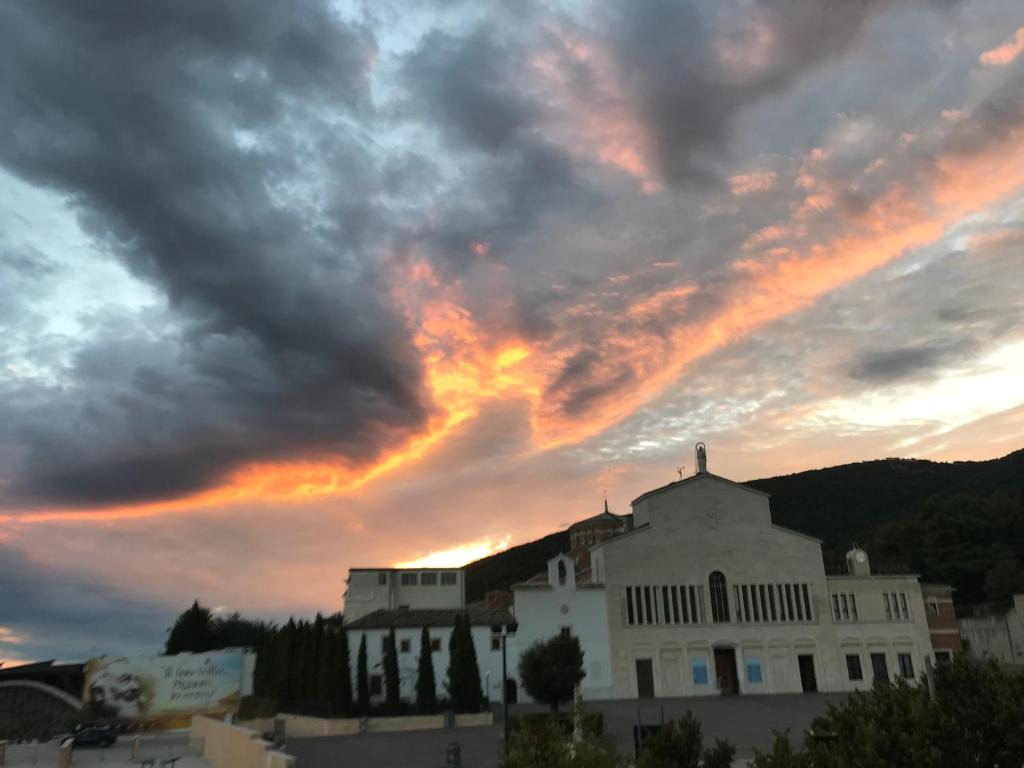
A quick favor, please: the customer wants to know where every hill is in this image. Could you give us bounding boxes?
[464,449,1024,605]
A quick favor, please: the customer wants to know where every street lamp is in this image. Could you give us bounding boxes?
[492,619,518,756]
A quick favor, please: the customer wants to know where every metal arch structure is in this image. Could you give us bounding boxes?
[0,679,83,710]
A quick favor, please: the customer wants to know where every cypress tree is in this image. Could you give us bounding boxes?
[357,633,370,708]
[445,614,464,707]
[274,619,296,703]
[458,613,484,712]
[384,626,401,705]
[336,629,353,711]
[415,626,437,713]
[316,626,334,704]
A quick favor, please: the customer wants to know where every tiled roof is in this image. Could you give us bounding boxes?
[344,607,515,630]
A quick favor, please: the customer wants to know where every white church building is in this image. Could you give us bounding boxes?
[511,444,936,700]
[344,444,939,704]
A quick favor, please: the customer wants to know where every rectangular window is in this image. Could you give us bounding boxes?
[400,639,411,653]
[884,593,892,620]
[430,638,441,652]
[850,594,858,621]
[370,675,382,696]
[832,594,841,621]
[491,635,502,651]
[934,650,952,665]
[900,593,908,620]
[626,587,635,625]
[778,585,787,621]
[680,585,689,623]
[846,654,863,681]
[927,601,939,616]
[671,586,680,624]
[401,572,418,586]
[759,585,769,623]
[644,587,653,625]
[440,572,457,585]
[768,586,777,622]
[746,657,763,684]
[689,586,698,624]
[663,587,671,624]
[802,585,812,621]
[420,572,438,586]
[841,594,849,621]
[692,658,709,685]
[785,584,795,621]
[560,626,572,638]
[897,653,914,679]
[377,572,388,586]
[742,585,751,622]
[698,585,706,623]
[793,584,803,621]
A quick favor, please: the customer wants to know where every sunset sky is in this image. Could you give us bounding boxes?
[2,0,1023,665]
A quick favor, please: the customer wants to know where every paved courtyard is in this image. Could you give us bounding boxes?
[285,693,849,768]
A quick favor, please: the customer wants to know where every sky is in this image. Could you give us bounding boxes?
[1,0,1023,665]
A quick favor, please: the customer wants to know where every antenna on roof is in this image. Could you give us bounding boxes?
[676,466,684,480]
[603,491,609,514]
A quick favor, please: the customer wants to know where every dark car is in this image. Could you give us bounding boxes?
[68,724,118,748]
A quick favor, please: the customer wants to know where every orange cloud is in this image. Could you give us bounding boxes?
[979,27,1024,66]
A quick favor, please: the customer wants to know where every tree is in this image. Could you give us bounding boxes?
[984,553,1024,603]
[384,626,401,705]
[316,625,335,704]
[415,627,437,713]
[165,600,214,653]
[501,716,620,768]
[335,629,352,710]
[356,633,370,708]
[518,634,585,714]
[446,613,484,712]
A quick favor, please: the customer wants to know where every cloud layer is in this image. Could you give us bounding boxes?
[0,0,1023,660]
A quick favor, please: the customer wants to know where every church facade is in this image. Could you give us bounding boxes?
[515,446,936,700]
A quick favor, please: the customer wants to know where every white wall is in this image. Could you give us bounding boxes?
[960,594,1024,664]
[827,576,933,691]
[346,624,505,704]
[511,555,613,701]
[344,569,465,624]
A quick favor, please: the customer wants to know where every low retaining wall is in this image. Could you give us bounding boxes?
[192,715,294,768]
[256,711,494,738]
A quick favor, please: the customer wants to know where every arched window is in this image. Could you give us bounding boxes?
[558,560,567,586]
[709,571,729,623]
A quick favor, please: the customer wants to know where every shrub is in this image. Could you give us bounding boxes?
[501,715,621,768]
[636,711,704,768]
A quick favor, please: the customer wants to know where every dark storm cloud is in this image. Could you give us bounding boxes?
[602,0,952,186]
[848,342,977,382]
[0,1,429,507]
[396,23,596,295]
[0,542,174,660]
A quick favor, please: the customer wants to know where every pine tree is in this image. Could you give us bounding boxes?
[274,619,297,703]
[384,626,401,705]
[335,629,353,711]
[316,625,335,704]
[356,633,370,708]
[165,600,214,653]
[415,626,437,713]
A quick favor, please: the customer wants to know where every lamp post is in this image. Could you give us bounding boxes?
[492,619,518,756]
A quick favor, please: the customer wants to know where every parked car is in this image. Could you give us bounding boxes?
[68,724,118,748]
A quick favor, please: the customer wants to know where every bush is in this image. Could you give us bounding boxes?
[752,655,1024,768]
[510,711,604,738]
[703,738,737,768]
[501,716,621,768]
[636,711,704,768]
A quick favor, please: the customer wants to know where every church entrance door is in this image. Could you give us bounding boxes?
[798,655,818,692]
[635,659,655,698]
[714,648,739,695]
